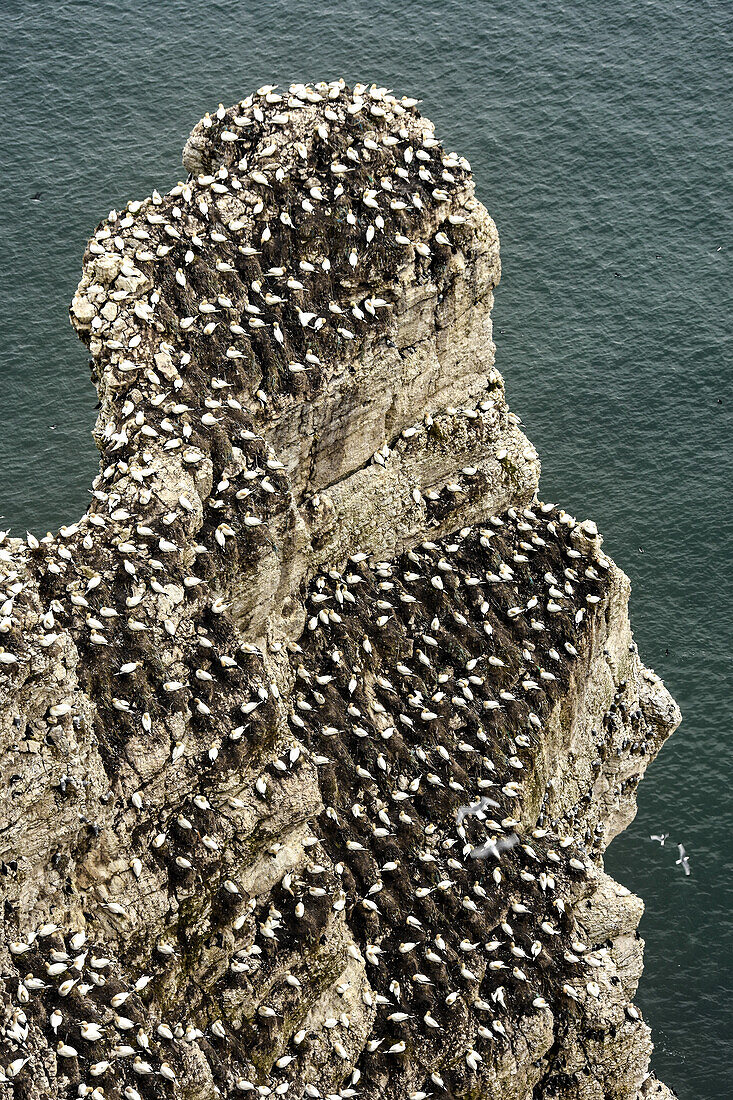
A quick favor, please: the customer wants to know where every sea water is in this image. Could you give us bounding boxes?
[1,2,731,1095]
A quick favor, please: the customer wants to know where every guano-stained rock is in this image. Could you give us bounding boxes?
[0,79,679,1100]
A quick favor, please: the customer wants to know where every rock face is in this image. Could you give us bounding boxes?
[0,81,680,1100]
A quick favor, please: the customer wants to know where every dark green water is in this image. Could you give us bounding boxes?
[1,2,731,1095]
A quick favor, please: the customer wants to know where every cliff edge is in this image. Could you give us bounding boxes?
[0,81,680,1100]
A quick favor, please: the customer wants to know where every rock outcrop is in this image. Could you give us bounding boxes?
[0,81,680,1100]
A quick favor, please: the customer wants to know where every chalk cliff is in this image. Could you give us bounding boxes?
[0,81,680,1100]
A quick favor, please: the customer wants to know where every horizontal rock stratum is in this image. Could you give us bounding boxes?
[0,80,680,1100]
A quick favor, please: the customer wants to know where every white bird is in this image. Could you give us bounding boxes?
[80,1021,104,1041]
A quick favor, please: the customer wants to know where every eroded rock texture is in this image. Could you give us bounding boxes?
[0,80,679,1100]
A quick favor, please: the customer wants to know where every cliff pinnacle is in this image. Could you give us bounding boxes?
[0,80,679,1100]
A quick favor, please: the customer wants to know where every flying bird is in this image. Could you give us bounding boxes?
[676,844,691,876]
